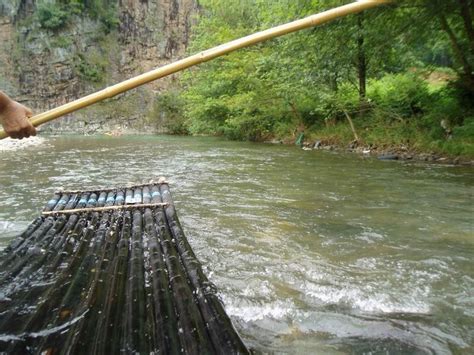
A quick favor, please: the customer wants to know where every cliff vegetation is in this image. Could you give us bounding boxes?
[0,0,196,133]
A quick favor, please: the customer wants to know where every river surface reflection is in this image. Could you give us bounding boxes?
[1,135,473,353]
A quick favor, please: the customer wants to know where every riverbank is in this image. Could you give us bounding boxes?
[298,139,474,166]
[267,122,474,166]
[285,109,474,165]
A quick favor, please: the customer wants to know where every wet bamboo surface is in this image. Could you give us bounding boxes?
[0,182,248,354]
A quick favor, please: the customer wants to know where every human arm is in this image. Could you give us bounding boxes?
[0,91,36,139]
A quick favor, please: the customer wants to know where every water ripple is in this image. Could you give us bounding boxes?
[1,135,473,353]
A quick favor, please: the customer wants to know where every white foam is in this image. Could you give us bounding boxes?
[355,231,385,244]
[224,296,295,322]
[0,136,47,151]
[303,281,431,314]
[0,309,88,342]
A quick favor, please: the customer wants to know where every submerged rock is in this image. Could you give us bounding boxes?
[378,154,399,161]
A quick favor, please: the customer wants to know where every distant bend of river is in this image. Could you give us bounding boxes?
[1,135,473,354]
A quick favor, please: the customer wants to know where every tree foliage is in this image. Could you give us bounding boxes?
[172,0,473,154]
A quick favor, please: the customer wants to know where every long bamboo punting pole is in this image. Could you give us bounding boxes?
[0,0,390,140]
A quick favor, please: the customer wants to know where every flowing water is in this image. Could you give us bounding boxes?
[0,135,473,354]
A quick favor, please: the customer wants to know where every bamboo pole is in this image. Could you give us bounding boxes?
[0,1,389,140]
[143,207,180,354]
[41,202,168,216]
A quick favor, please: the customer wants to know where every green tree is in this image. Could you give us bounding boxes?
[399,0,474,95]
[177,0,473,153]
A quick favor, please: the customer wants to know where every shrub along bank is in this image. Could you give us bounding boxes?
[304,72,474,159]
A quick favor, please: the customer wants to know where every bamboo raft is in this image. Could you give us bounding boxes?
[0,181,248,354]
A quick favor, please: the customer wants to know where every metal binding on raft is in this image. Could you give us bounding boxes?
[0,182,249,354]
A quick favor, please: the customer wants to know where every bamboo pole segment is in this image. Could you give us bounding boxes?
[143,207,180,354]
[41,202,168,216]
[0,0,389,140]
[159,183,249,353]
[2,216,43,253]
[153,199,215,353]
[126,210,148,353]
[105,210,132,354]
[72,213,121,354]
[37,213,104,352]
[3,216,89,350]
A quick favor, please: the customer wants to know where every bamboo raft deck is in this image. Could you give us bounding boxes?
[0,181,248,354]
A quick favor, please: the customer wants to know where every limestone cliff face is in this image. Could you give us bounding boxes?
[0,0,197,133]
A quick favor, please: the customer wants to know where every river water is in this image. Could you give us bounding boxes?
[0,135,472,354]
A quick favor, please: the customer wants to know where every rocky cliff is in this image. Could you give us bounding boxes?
[0,0,197,134]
